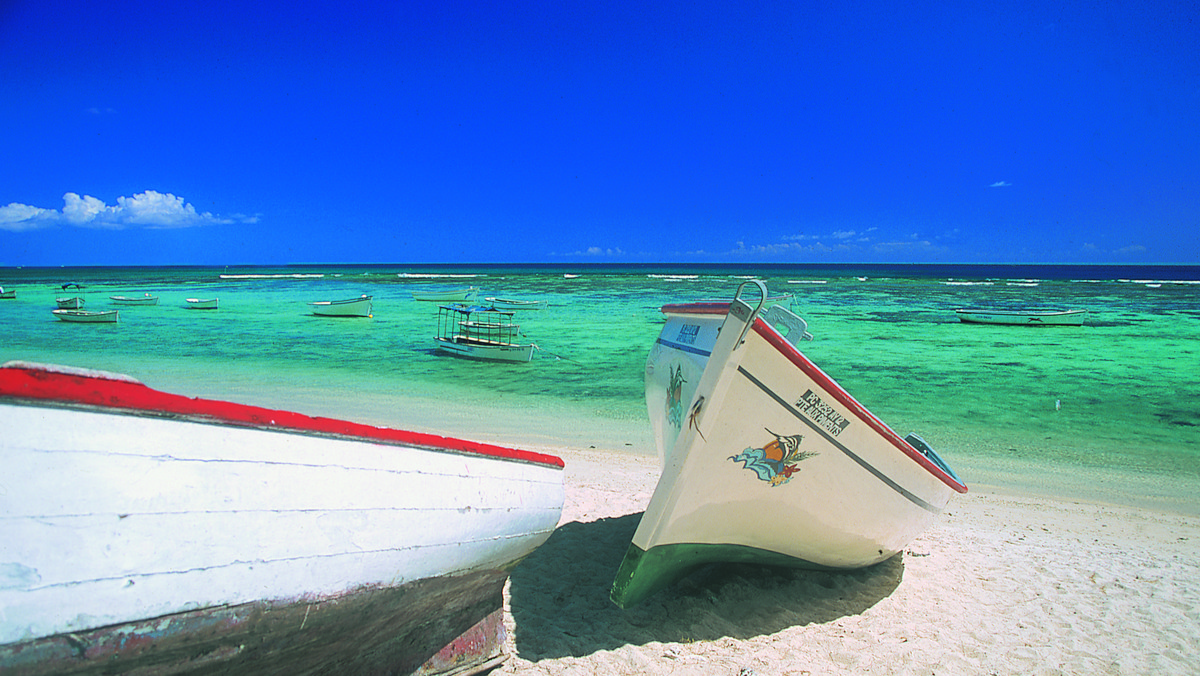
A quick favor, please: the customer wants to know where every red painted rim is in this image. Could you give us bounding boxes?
[0,363,564,469]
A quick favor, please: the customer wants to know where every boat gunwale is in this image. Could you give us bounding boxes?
[0,363,563,470]
[659,302,967,493]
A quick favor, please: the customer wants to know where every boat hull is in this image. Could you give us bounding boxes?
[612,288,965,607]
[309,295,372,317]
[54,297,84,309]
[955,309,1086,325]
[435,337,535,363]
[413,288,479,302]
[51,310,118,323]
[485,297,547,310]
[0,362,564,673]
[109,295,159,306]
[186,297,220,309]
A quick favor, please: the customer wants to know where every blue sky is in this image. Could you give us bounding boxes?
[1,1,1197,266]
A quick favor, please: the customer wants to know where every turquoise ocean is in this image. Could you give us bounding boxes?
[2,264,1197,515]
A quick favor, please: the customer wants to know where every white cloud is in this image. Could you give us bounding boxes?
[577,246,624,256]
[1117,244,1148,254]
[871,239,946,254]
[61,193,108,225]
[990,181,1012,187]
[831,230,856,239]
[0,203,57,231]
[730,240,841,256]
[0,191,254,232]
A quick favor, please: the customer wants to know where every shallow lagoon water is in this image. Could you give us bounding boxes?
[2,263,1197,514]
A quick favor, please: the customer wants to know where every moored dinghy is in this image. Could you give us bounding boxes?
[308,294,373,317]
[110,293,159,306]
[955,308,1087,325]
[413,287,479,302]
[185,297,220,309]
[611,281,966,607]
[0,361,564,674]
[485,296,548,310]
[55,283,85,308]
[51,309,119,323]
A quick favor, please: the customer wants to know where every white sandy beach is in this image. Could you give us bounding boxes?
[493,446,1200,676]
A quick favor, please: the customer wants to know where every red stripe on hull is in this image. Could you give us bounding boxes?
[0,364,563,469]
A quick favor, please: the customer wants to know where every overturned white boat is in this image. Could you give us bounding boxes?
[612,282,966,607]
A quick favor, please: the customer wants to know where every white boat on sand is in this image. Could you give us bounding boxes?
[413,287,479,302]
[185,297,219,309]
[486,296,548,310]
[0,361,564,675]
[51,309,118,323]
[309,294,372,317]
[955,308,1087,325]
[435,305,536,363]
[110,293,159,306]
[611,282,966,607]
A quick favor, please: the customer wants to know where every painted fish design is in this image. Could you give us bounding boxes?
[728,429,817,486]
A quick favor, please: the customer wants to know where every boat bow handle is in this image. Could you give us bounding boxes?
[730,280,769,349]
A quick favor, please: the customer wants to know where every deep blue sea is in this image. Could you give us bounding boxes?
[2,263,1197,514]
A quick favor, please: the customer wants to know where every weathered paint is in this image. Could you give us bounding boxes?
[412,609,506,676]
[1,570,509,675]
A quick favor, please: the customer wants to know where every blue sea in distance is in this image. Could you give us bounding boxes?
[2,263,1198,515]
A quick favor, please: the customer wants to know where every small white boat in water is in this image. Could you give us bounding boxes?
[55,297,85,309]
[955,308,1087,326]
[0,287,15,299]
[435,305,536,363]
[0,361,564,675]
[309,294,373,317]
[611,282,966,607]
[51,309,118,323]
[185,297,220,310]
[486,296,548,310]
[110,293,159,306]
[413,287,479,302]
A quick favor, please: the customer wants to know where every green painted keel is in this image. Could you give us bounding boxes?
[609,541,841,608]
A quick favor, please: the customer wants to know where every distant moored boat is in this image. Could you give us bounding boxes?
[185,297,220,310]
[309,295,372,317]
[52,309,118,323]
[955,309,1087,326]
[110,294,159,306]
[412,287,479,302]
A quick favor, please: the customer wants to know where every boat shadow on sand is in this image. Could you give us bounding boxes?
[507,512,903,660]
